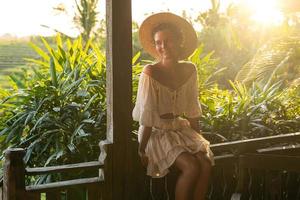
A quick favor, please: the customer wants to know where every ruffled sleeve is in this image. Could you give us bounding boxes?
[132,73,160,127]
[185,71,202,118]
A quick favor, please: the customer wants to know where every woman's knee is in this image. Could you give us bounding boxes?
[175,153,201,176]
[195,152,212,172]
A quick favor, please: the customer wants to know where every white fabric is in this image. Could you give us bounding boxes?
[132,69,214,178]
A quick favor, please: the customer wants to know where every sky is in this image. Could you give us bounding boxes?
[0,0,234,37]
[0,0,282,38]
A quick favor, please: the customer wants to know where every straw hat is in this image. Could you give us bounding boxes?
[139,12,198,60]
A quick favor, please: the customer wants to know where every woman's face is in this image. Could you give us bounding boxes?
[154,29,181,61]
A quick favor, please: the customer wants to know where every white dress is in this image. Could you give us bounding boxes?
[132,69,214,178]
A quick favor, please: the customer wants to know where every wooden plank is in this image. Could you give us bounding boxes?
[25,192,40,200]
[101,143,113,200]
[87,184,102,200]
[26,177,103,193]
[46,192,60,200]
[106,0,132,199]
[0,186,3,200]
[211,132,300,153]
[66,188,86,200]
[257,144,300,155]
[214,154,237,166]
[239,153,300,172]
[26,161,103,175]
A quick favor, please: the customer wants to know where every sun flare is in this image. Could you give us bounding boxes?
[243,0,284,25]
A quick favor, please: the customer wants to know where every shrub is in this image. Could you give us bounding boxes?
[0,35,106,183]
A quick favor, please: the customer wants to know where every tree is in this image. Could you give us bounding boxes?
[74,0,99,43]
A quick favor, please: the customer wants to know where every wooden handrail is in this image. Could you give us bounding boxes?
[26,161,103,175]
[211,132,300,153]
[257,143,300,154]
[214,154,237,165]
[26,176,103,193]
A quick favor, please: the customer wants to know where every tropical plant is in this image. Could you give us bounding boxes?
[235,35,300,87]
[189,45,223,89]
[0,35,106,183]
[52,0,100,43]
[200,81,300,140]
[74,0,99,43]
[195,0,253,86]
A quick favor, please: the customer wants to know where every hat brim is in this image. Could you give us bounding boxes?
[139,12,198,60]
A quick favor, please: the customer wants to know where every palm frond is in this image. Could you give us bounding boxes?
[235,36,300,86]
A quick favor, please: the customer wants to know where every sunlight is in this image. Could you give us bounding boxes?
[243,0,284,25]
[0,0,286,37]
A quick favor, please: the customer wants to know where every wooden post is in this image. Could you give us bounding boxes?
[99,142,113,200]
[105,0,132,199]
[1,183,3,200]
[3,148,26,200]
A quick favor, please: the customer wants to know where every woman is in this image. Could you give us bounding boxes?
[133,12,214,200]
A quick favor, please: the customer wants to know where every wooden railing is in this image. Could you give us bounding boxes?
[1,148,106,200]
[1,132,300,200]
[211,132,300,200]
[146,132,300,200]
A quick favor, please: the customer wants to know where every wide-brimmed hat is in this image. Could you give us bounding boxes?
[139,12,198,60]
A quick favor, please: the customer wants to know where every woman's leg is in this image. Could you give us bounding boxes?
[173,152,201,200]
[193,152,212,200]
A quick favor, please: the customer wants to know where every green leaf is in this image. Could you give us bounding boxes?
[40,36,53,54]
[24,58,49,68]
[84,94,97,112]
[50,57,58,87]
[29,42,50,61]
[56,33,63,49]
[9,74,25,88]
[132,52,141,65]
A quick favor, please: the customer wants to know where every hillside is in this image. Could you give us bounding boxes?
[0,41,38,88]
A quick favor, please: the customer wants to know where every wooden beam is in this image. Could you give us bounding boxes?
[26,177,103,193]
[211,132,300,153]
[26,161,102,175]
[239,153,300,172]
[106,0,132,199]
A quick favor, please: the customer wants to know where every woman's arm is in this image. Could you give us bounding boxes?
[138,126,152,166]
[139,126,152,153]
[187,117,201,133]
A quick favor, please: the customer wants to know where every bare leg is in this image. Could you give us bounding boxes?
[193,152,212,200]
[173,152,201,200]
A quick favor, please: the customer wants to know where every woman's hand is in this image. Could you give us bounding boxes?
[138,126,152,167]
[138,151,148,167]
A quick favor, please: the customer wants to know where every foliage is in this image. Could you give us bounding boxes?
[0,34,106,183]
[200,82,300,140]
[196,0,251,86]
[195,0,300,87]
[52,0,101,44]
[189,45,223,89]
[235,35,300,87]
[74,0,99,43]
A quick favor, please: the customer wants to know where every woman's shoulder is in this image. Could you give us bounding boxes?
[179,61,196,70]
[143,64,155,76]
[142,64,162,81]
[140,65,157,86]
[178,61,197,77]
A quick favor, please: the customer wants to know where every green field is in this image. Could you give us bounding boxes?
[0,41,38,88]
